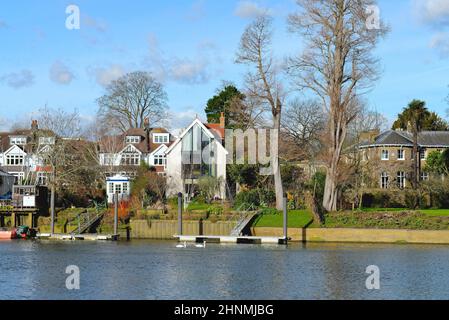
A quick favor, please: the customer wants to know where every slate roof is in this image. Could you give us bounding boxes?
[359,130,449,148]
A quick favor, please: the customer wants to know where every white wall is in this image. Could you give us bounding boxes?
[166,142,183,196]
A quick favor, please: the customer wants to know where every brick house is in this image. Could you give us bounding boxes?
[358,129,449,189]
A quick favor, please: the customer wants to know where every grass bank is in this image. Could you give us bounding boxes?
[253,210,313,228]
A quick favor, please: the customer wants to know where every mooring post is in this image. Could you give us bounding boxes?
[283,194,288,244]
[114,193,119,235]
[178,192,183,235]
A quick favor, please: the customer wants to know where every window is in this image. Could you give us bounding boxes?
[153,134,169,144]
[108,182,114,194]
[121,153,140,166]
[103,154,116,166]
[420,149,426,160]
[126,136,141,144]
[114,183,122,194]
[397,171,405,189]
[123,182,129,194]
[39,137,55,145]
[10,172,25,185]
[421,172,429,181]
[381,150,389,160]
[381,172,389,189]
[397,149,405,160]
[10,137,26,145]
[6,154,24,166]
[37,172,48,185]
[154,155,166,166]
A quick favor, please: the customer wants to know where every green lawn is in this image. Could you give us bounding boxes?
[418,209,449,217]
[253,210,313,228]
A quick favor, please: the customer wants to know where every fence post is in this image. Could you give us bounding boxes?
[114,193,118,235]
[283,194,288,244]
[178,192,183,235]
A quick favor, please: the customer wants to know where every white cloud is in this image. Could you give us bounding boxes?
[414,0,449,25]
[168,108,201,136]
[429,32,449,57]
[234,1,272,19]
[90,64,125,87]
[185,0,206,21]
[49,61,75,85]
[0,70,35,89]
[145,33,219,85]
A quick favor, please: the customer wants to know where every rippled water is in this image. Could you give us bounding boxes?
[0,240,449,300]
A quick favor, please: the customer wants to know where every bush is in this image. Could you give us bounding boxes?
[234,189,260,209]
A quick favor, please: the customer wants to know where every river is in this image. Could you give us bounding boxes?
[0,240,448,300]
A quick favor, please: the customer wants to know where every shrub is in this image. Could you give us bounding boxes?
[260,207,279,215]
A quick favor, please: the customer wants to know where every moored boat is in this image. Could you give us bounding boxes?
[0,226,36,240]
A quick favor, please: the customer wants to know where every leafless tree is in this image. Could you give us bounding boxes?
[282,99,326,158]
[287,0,388,211]
[236,15,285,210]
[97,71,168,132]
[35,107,86,233]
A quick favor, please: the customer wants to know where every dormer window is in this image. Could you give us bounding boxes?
[126,136,141,144]
[153,134,169,144]
[10,136,27,145]
[39,137,55,145]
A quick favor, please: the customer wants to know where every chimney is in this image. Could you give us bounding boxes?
[144,117,150,130]
[31,120,38,130]
[219,112,225,129]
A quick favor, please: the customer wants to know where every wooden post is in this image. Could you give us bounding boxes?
[114,193,119,235]
[178,192,183,235]
[50,184,55,235]
[28,213,33,228]
[283,194,288,243]
[11,212,16,228]
[0,215,4,228]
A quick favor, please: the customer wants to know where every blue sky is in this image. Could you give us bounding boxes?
[0,0,448,131]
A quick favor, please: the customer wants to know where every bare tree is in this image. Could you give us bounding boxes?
[287,0,388,211]
[236,15,285,210]
[35,107,85,234]
[282,99,326,159]
[97,71,168,132]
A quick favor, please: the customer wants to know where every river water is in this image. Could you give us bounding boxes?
[0,240,448,300]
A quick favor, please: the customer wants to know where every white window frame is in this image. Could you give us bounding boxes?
[154,154,166,166]
[6,154,25,166]
[121,153,141,166]
[397,149,405,161]
[381,172,389,189]
[153,134,169,144]
[10,137,27,145]
[39,136,55,145]
[381,150,389,161]
[421,172,429,181]
[420,149,427,160]
[397,171,405,189]
[126,136,141,144]
[10,172,25,185]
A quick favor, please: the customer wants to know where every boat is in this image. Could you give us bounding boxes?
[0,226,37,240]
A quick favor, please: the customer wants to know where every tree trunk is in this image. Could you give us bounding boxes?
[273,113,284,210]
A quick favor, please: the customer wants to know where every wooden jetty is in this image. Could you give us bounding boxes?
[175,235,288,245]
[36,233,119,241]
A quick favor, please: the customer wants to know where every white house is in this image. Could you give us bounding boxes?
[0,120,54,186]
[165,115,227,199]
[98,126,173,176]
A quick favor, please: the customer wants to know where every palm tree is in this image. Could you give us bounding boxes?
[398,100,430,189]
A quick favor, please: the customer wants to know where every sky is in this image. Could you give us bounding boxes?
[0,0,448,132]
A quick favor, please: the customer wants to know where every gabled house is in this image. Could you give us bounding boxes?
[357,129,449,189]
[98,125,174,176]
[165,114,227,199]
[0,120,55,185]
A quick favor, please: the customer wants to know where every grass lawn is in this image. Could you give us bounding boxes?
[253,210,313,228]
[418,209,449,217]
